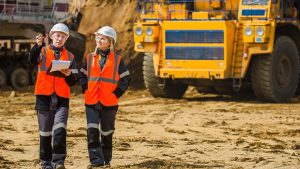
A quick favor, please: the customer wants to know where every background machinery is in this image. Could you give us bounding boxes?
[0,0,85,90]
[134,0,300,102]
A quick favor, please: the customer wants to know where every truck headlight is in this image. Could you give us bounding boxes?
[256,27,264,36]
[146,27,153,36]
[135,27,143,36]
[244,27,253,36]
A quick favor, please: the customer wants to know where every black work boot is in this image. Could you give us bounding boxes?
[55,164,65,169]
[87,163,105,169]
[41,160,53,169]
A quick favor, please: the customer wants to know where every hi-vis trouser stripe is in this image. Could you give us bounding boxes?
[38,47,76,73]
[39,122,67,136]
[87,123,114,136]
[100,129,115,136]
[40,131,52,137]
[87,52,119,84]
[87,123,99,129]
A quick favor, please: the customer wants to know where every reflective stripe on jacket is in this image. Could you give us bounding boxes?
[84,51,121,106]
[34,46,74,98]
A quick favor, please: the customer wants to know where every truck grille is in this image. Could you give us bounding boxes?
[165,46,224,60]
[165,30,224,43]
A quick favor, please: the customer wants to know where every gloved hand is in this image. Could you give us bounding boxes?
[81,83,87,94]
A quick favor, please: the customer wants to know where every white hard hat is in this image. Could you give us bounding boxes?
[95,26,117,44]
[50,23,69,38]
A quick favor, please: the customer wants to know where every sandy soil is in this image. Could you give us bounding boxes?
[0,88,299,169]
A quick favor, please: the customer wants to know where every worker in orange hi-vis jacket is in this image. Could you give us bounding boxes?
[80,26,131,168]
[29,23,78,169]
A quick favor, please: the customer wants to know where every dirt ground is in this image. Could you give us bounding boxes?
[0,88,299,169]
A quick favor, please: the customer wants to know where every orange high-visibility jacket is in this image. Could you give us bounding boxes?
[84,51,121,106]
[34,46,74,98]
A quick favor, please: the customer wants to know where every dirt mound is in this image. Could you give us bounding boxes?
[69,0,144,88]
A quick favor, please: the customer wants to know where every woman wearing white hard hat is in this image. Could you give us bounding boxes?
[80,26,131,168]
[29,23,78,169]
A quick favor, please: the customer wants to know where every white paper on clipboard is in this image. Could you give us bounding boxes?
[50,60,71,72]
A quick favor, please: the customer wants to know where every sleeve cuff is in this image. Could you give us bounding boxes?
[113,87,124,98]
[81,83,88,94]
[65,73,77,86]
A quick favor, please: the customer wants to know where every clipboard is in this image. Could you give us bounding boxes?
[46,63,66,78]
[46,60,71,78]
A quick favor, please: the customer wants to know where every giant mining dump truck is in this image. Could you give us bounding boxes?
[0,0,85,90]
[134,0,300,102]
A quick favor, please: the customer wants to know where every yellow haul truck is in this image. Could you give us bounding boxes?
[134,0,300,102]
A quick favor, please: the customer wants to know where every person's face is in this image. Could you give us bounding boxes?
[95,34,111,51]
[51,32,68,48]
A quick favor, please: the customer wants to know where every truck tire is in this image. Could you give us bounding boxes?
[0,69,7,87]
[10,68,29,90]
[251,36,299,102]
[143,54,188,98]
[296,80,300,95]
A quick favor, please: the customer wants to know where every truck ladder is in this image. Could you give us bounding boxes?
[231,24,244,91]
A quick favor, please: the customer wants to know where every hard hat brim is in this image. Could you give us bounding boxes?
[50,29,69,38]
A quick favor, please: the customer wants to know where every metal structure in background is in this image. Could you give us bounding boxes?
[0,0,85,90]
[0,0,70,25]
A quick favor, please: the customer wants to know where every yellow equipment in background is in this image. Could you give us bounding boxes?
[134,0,300,102]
